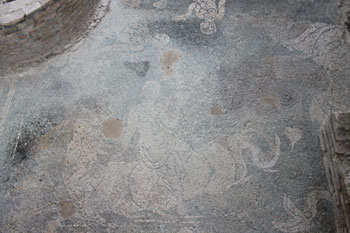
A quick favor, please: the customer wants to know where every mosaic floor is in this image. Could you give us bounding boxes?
[1,0,349,232]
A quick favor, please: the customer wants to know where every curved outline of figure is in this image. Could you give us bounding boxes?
[124,81,211,216]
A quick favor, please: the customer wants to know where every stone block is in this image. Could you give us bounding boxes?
[0,0,22,15]
[0,10,25,27]
[22,1,42,16]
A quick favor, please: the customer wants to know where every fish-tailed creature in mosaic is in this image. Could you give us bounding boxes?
[122,81,247,217]
[173,0,227,34]
[229,14,350,122]
[123,82,204,216]
[272,190,331,233]
[122,81,284,218]
[234,13,350,72]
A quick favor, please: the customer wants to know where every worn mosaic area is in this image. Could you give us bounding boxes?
[0,0,349,232]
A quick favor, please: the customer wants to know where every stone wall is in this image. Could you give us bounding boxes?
[320,112,350,233]
[341,0,350,44]
[0,0,101,73]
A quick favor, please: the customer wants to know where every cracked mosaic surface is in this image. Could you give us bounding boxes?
[0,0,347,232]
